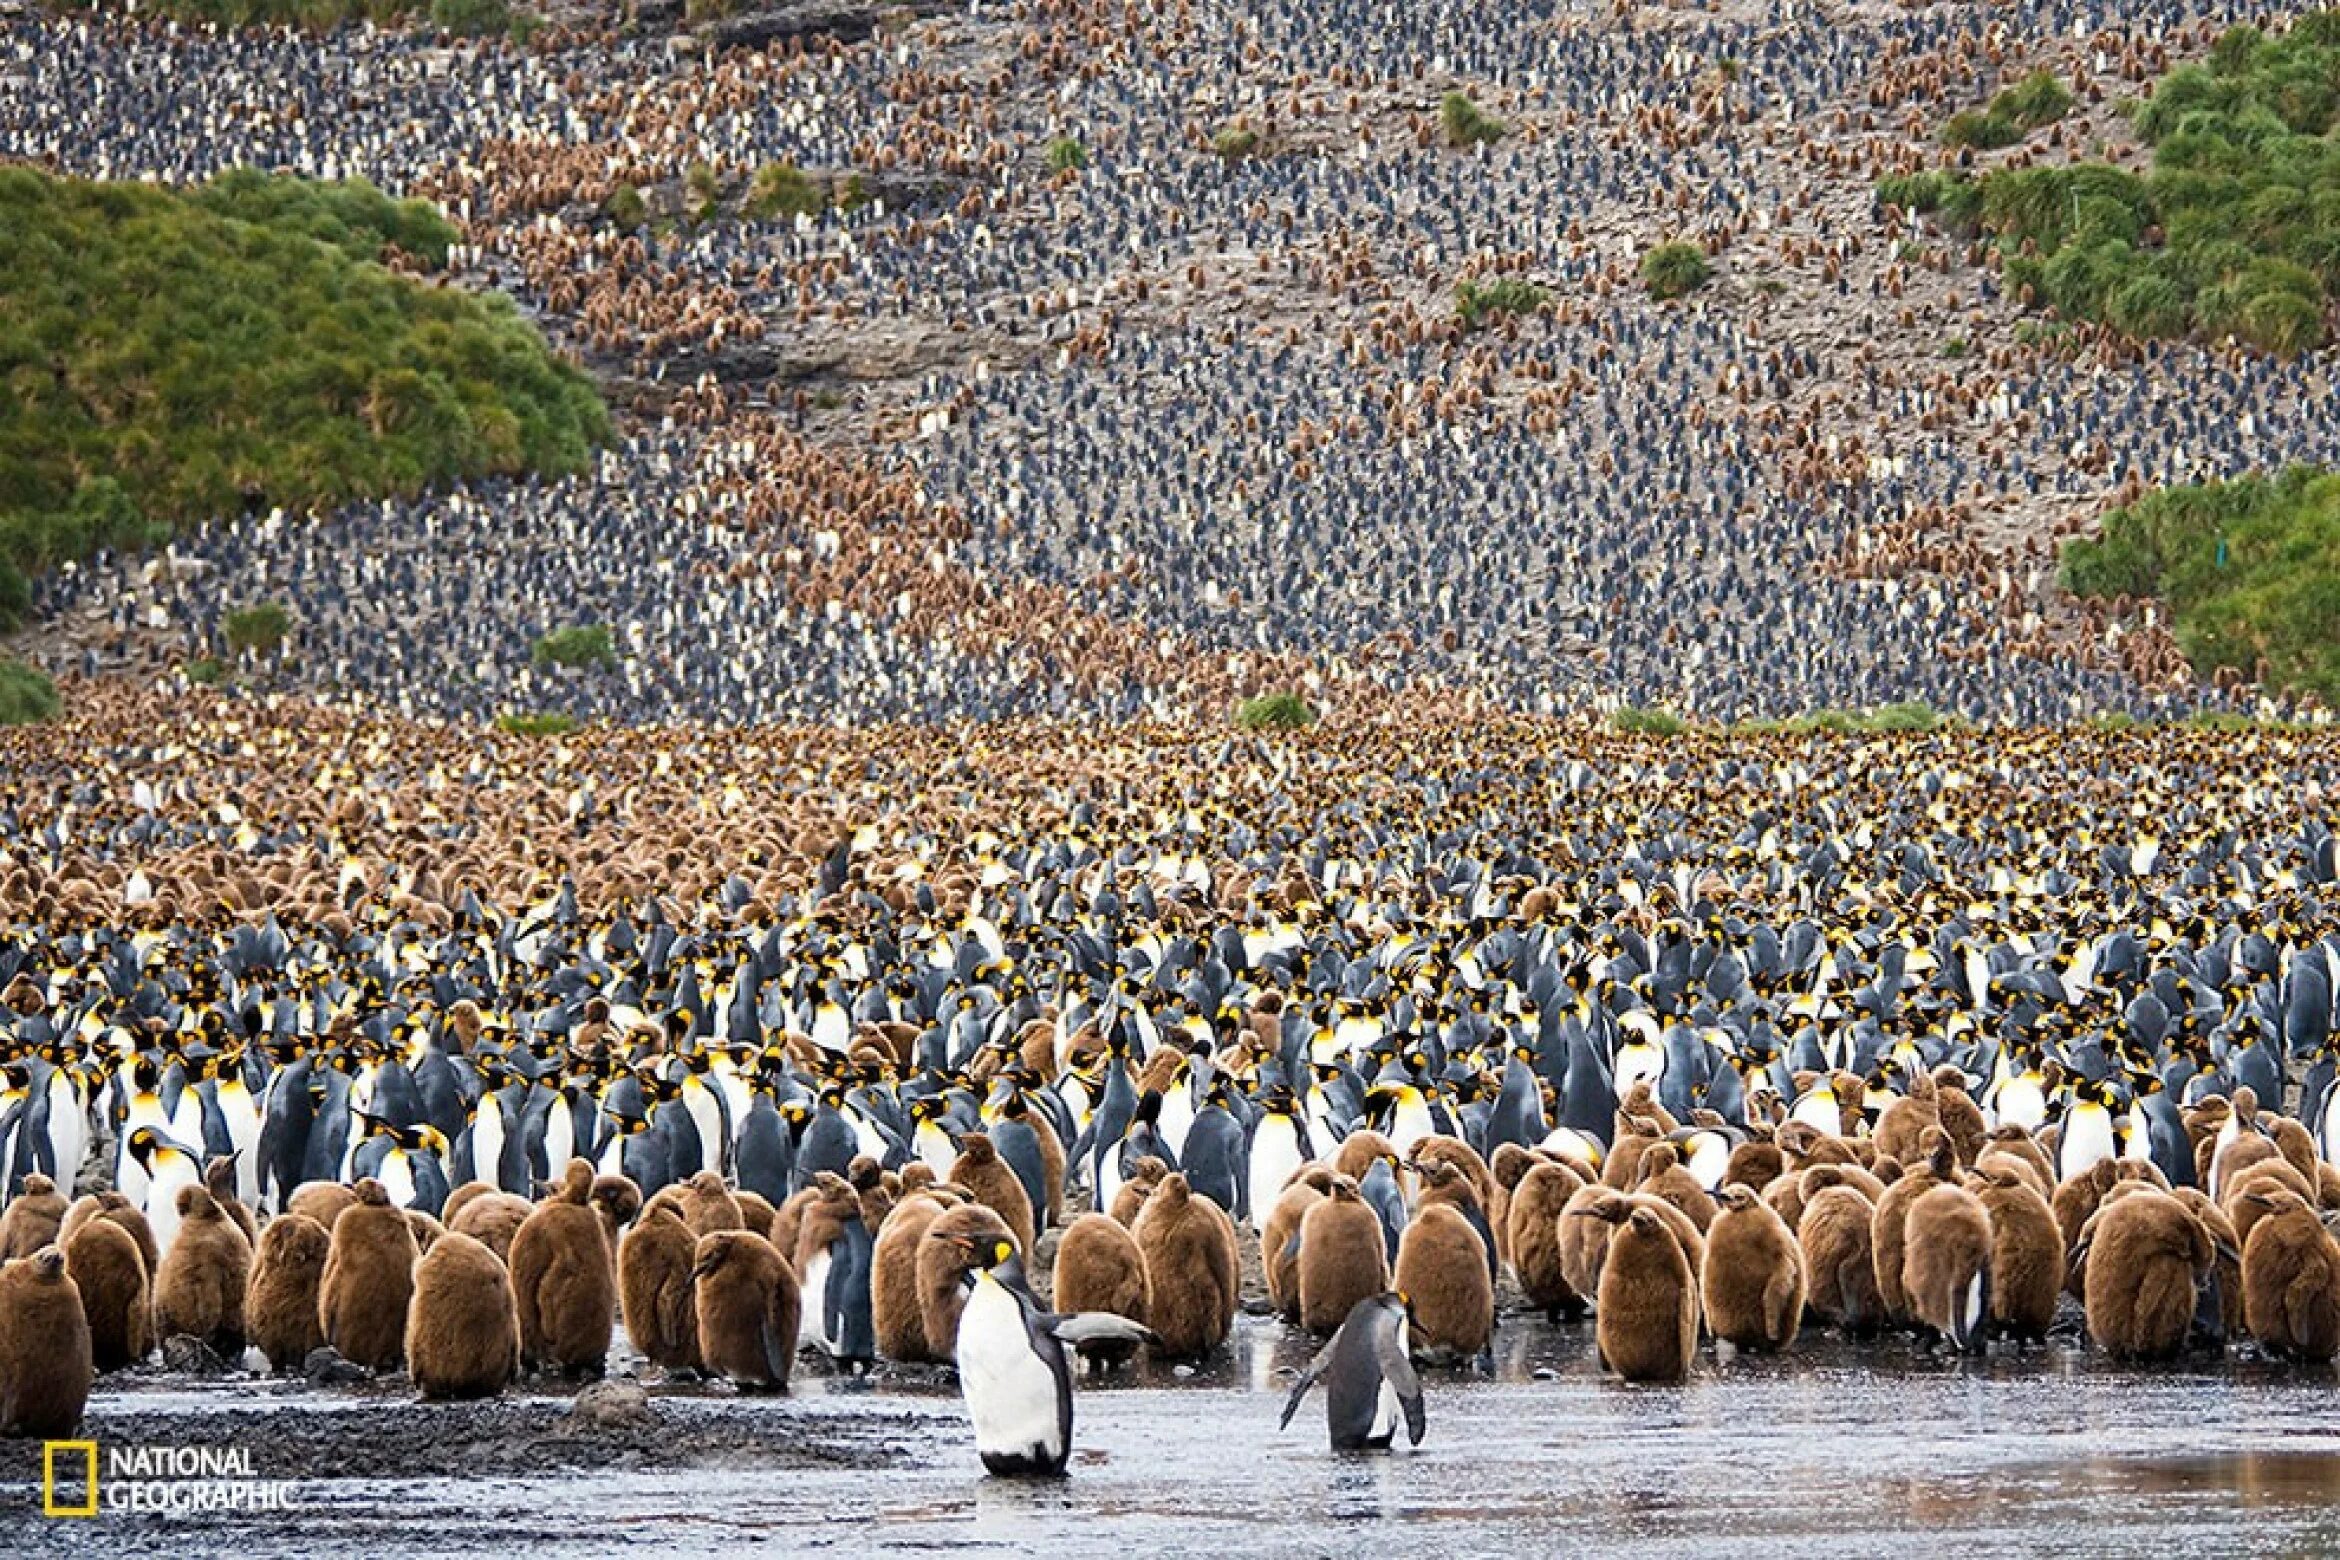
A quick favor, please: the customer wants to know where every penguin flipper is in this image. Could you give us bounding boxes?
[758,1314,791,1386]
[1046,1312,1159,1350]
[1372,1323,1427,1445]
[1277,1359,1327,1432]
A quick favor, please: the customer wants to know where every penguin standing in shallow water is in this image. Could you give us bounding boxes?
[947,1235,1157,1477]
[1279,1291,1426,1451]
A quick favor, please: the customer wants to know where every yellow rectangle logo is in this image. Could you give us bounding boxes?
[43,1441,97,1518]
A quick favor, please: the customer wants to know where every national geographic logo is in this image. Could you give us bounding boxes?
[39,1441,299,1517]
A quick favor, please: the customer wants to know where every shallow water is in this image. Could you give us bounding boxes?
[15,1317,2340,1556]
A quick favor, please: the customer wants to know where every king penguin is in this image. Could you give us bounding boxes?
[1278,1290,1427,1451]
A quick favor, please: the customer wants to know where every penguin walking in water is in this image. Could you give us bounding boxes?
[948,1234,1157,1477]
[1278,1291,1426,1451]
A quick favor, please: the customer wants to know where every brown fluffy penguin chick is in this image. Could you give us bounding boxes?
[60,1192,160,1280]
[246,1214,331,1372]
[0,1173,66,1260]
[203,1157,259,1247]
[2240,1188,2340,1362]
[1332,1130,1401,1187]
[1506,1159,1588,1322]
[1263,1172,1331,1321]
[1132,1174,1237,1359]
[1871,1069,1941,1165]
[1903,1184,1993,1353]
[2080,1189,2216,1360]
[1970,1162,2064,1343]
[1798,1174,1883,1336]
[871,1191,960,1363]
[1870,1128,1956,1326]
[1702,1184,1804,1352]
[734,1190,779,1243]
[618,1201,703,1373]
[2171,1188,2246,1339]
[448,1190,534,1263]
[407,1211,446,1255]
[1722,1138,1785,1195]
[1488,1143,1538,1263]
[1110,1156,1170,1227]
[947,1133,1036,1254]
[590,1176,643,1267]
[286,1181,359,1232]
[509,1160,615,1377]
[916,1202,1015,1358]
[408,1232,521,1400]
[693,1232,801,1391]
[441,1181,495,1230]
[320,1179,419,1371]
[1634,1143,1718,1232]
[1394,1204,1493,1362]
[1411,1135,1495,1221]
[64,1217,151,1372]
[1298,1176,1391,1334]
[1930,1069,1987,1164]
[2224,1159,2316,1253]
[153,1185,252,1358]
[1588,1204,1698,1383]
[0,1248,92,1436]
[1050,1213,1151,1367]
[679,1171,747,1237]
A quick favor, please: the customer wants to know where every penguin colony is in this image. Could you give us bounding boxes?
[5,716,2340,1466]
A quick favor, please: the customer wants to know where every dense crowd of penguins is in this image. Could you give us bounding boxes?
[4,696,2340,1460]
[5,0,2331,723]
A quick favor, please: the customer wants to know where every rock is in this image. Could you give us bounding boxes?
[304,1347,369,1386]
[568,1381,657,1431]
[702,0,947,51]
[161,1335,233,1375]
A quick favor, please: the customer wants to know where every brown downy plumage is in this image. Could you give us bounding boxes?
[871,1189,965,1364]
[1721,1137,1786,1194]
[1798,1170,1883,1336]
[1870,1068,1941,1165]
[1298,1176,1390,1334]
[1634,1142,1718,1232]
[1332,1130,1402,1187]
[2239,1187,2340,1363]
[509,1160,615,1377]
[1394,1203,1493,1361]
[448,1190,535,1262]
[1488,1143,1539,1264]
[153,1185,251,1358]
[64,1216,151,1372]
[1050,1213,1150,1367]
[246,1213,331,1372]
[678,1171,747,1237]
[2079,1189,2219,1361]
[1903,1184,1992,1353]
[0,1173,66,1261]
[1702,1183,1804,1352]
[692,1232,801,1391]
[589,1176,643,1269]
[1110,1155,1171,1227]
[1931,1069,1988,1165]
[734,1189,779,1242]
[441,1181,495,1230]
[1870,1127,1957,1326]
[407,1231,521,1400]
[286,1181,359,1232]
[1262,1168,1334,1321]
[1978,1128,2055,1198]
[2223,1158,2316,1253]
[202,1157,259,1248]
[1506,1159,1588,1322]
[1410,1135,1495,1224]
[1585,1203,1698,1383]
[320,1178,419,1371]
[947,1133,1036,1254]
[1131,1174,1237,1359]
[1969,1160,2064,1343]
[915,1202,1015,1358]
[60,1192,160,1280]
[2171,1188,2245,1341]
[0,1248,92,1437]
[618,1201,703,1373]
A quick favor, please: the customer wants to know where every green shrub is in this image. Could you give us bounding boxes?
[604,183,648,232]
[1995,70,2076,130]
[836,174,871,211]
[1859,701,1946,733]
[1455,277,1550,329]
[497,711,580,736]
[0,167,606,623]
[1877,169,1985,233]
[1943,109,2022,150]
[686,161,721,221]
[531,624,617,670]
[182,657,226,685]
[222,601,293,655]
[1046,138,1088,173]
[2064,465,2340,704]
[1440,92,1506,147]
[1236,692,1317,731]
[428,0,508,32]
[1610,706,1687,736]
[1641,241,1712,301]
[2088,711,2141,731]
[0,658,57,725]
[1211,124,1260,160]
[747,164,824,220]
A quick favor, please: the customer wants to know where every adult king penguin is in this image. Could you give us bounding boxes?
[1278,1291,1427,1451]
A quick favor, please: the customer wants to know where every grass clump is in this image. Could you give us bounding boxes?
[222,602,292,655]
[182,657,226,686]
[1898,17,2340,353]
[531,624,617,671]
[1942,70,2074,149]
[497,711,580,736]
[603,183,648,232]
[747,164,824,220]
[0,659,57,725]
[1211,124,1260,160]
[1610,706,1687,736]
[1456,277,1550,329]
[1045,138,1088,173]
[1237,692,1317,731]
[2064,465,2340,704]
[1640,241,1712,301]
[0,167,607,625]
[1440,92,1507,147]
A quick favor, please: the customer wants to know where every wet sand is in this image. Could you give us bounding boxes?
[13,1316,2340,1556]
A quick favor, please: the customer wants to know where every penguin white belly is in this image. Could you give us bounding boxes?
[218,1085,261,1205]
[1613,1044,1664,1097]
[47,1076,88,1190]
[146,1162,198,1258]
[544,1103,575,1178]
[799,1248,833,1351]
[1390,1100,1436,1156]
[1993,1079,2046,1133]
[1369,1378,1402,1444]
[1158,1093,1196,1162]
[477,1105,508,1192]
[2321,1093,2340,1171]
[1096,1148,1128,1220]
[1789,1088,1840,1135]
[1248,1121,1303,1228]
[916,1123,959,1179]
[955,1283,1061,1465]
[685,1089,725,1176]
[382,1150,418,1210]
[2059,1109,2115,1180]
